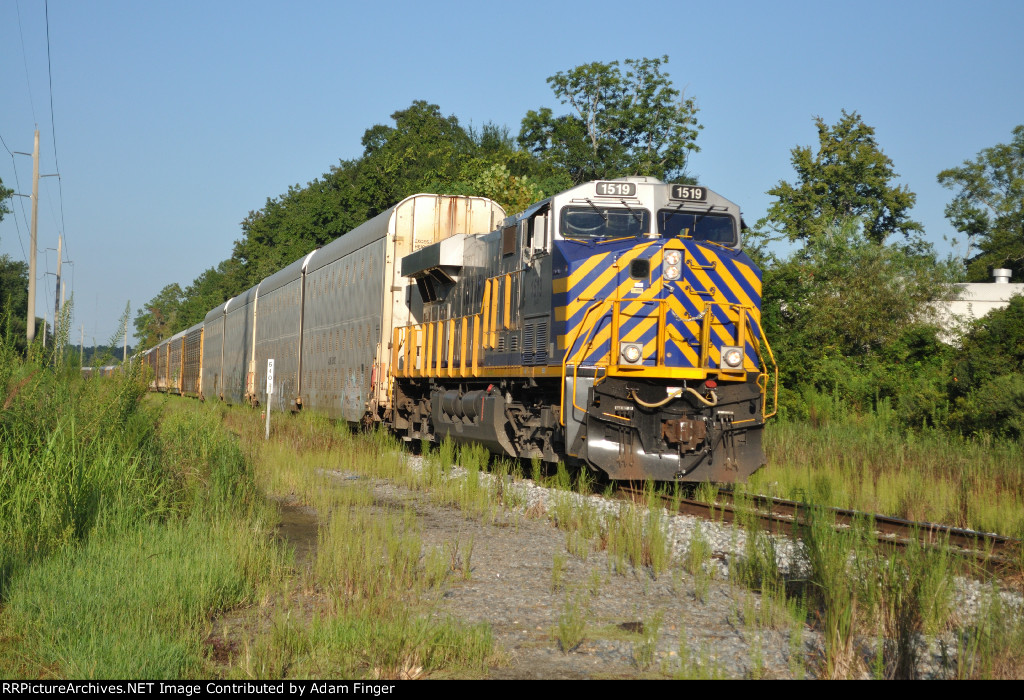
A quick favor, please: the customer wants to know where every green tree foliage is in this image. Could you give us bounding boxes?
[0,176,12,222]
[229,103,559,297]
[761,217,957,423]
[450,123,569,214]
[139,101,564,345]
[759,111,922,244]
[937,125,1024,281]
[0,254,30,353]
[948,295,1024,438]
[519,56,701,184]
[358,100,475,214]
[232,159,366,292]
[175,261,239,330]
[133,283,183,349]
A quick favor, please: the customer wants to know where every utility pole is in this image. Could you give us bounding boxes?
[80,324,84,368]
[27,129,39,344]
[54,235,62,343]
[42,310,47,349]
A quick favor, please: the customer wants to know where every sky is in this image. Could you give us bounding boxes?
[1,0,1022,345]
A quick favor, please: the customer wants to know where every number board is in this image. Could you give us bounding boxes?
[670,185,707,202]
[595,181,636,197]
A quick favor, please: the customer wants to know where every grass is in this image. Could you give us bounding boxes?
[554,590,589,653]
[0,336,280,678]
[631,610,664,671]
[0,334,496,679]
[751,415,1024,537]
[393,419,1024,679]
[221,413,498,679]
[3,515,275,678]
[7,329,1020,680]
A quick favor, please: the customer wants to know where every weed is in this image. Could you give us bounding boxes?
[632,610,663,671]
[461,536,474,581]
[530,456,544,484]
[802,507,865,679]
[554,591,588,653]
[553,462,572,491]
[551,553,567,592]
[685,526,713,602]
[953,586,1024,679]
[672,625,727,680]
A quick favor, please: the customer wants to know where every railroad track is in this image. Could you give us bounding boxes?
[616,484,1022,575]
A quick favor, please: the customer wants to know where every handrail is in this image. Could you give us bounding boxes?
[559,300,611,426]
[559,296,774,426]
[744,309,779,420]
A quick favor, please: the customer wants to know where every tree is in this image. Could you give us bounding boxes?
[937,125,1024,281]
[134,283,183,348]
[519,56,701,184]
[358,100,476,215]
[172,101,571,333]
[761,216,957,423]
[0,176,12,222]
[759,111,922,244]
[948,295,1024,438]
[0,254,29,352]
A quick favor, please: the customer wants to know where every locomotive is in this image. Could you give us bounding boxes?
[144,177,776,482]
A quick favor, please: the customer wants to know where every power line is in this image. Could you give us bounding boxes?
[44,0,66,245]
[15,0,38,125]
[0,131,31,262]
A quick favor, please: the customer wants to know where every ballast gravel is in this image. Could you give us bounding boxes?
[313,459,1021,680]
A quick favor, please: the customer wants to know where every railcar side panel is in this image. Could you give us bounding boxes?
[223,286,257,404]
[202,300,230,400]
[253,254,313,412]
[182,323,203,397]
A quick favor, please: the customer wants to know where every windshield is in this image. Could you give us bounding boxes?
[658,210,736,246]
[560,205,651,241]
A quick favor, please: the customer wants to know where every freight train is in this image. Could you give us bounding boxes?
[142,178,776,482]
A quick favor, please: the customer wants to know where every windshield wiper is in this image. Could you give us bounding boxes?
[618,199,645,227]
[584,198,609,224]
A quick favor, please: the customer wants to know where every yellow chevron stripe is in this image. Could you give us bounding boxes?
[573,273,667,358]
[737,260,764,300]
[698,248,755,310]
[563,246,646,321]
[668,334,701,366]
[552,252,608,295]
[684,251,725,307]
[666,297,741,365]
[621,315,658,342]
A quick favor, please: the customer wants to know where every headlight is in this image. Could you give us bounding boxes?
[720,346,744,369]
[664,250,682,267]
[664,264,681,280]
[620,342,643,364]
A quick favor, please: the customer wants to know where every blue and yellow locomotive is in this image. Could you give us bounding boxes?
[390,177,776,482]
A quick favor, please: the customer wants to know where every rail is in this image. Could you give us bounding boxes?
[618,485,1021,575]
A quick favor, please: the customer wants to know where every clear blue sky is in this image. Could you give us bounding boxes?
[2,0,1022,344]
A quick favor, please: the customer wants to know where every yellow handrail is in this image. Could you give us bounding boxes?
[744,310,779,420]
[559,299,611,426]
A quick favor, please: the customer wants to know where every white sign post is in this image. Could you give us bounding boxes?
[265,359,274,440]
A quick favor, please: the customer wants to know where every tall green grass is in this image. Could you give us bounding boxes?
[751,405,1024,535]
[3,515,272,678]
[0,335,162,595]
[0,334,279,678]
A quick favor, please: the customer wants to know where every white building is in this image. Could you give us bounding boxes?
[935,268,1024,342]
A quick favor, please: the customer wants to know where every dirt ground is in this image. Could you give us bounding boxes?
[207,471,800,680]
